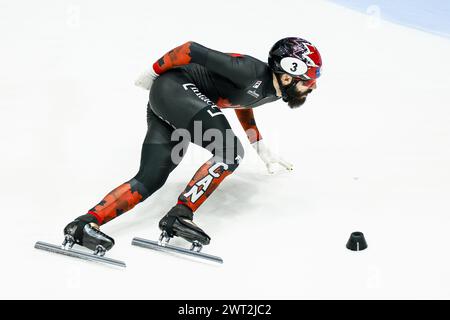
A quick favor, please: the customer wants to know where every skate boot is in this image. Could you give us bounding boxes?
[63,215,114,256]
[158,204,211,247]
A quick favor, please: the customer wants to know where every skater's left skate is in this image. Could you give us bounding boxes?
[63,216,115,254]
[132,205,223,264]
[35,215,126,268]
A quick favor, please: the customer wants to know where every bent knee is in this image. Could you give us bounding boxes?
[212,136,244,171]
[133,165,173,197]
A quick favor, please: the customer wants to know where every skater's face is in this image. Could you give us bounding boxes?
[295,78,317,92]
[279,74,317,109]
[280,74,317,92]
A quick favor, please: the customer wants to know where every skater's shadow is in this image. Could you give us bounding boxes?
[102,170,270,237]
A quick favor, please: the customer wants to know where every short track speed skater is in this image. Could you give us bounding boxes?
[34,215,126,268]
[132,205,223,264]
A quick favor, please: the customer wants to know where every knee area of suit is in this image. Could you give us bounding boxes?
[132,170,169,197]
[212,137,245,169]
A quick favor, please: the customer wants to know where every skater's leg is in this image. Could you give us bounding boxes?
[85,179,148,226]
[177,105,245,212]
[80,108,187,226]
[85,143,182,226]
[158,106,244,245]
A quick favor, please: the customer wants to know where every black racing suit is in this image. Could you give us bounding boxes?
[84,41,281,226]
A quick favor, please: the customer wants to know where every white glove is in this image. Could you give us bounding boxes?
[251,140,293,174]
[134,67,158,91]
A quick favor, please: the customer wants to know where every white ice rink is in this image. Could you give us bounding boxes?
[1,0,450,299]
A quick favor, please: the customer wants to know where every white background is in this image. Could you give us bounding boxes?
[1,0,450,299]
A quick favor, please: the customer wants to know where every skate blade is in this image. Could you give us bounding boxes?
[34,241,126,268]
[131,237,223,264]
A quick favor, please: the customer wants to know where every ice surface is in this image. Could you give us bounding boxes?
[1,0,450,299]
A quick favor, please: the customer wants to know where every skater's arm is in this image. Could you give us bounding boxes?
[236,109,293,173]
[235,108,262,144]
[152,41,255,86]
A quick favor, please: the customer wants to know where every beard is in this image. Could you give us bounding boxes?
[283,84,312,109]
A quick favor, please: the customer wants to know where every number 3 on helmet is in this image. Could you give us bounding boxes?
[268,37,322,81]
